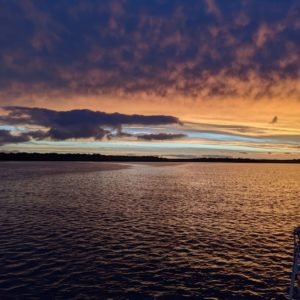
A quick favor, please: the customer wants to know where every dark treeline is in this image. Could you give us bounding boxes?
[0,152,300,163]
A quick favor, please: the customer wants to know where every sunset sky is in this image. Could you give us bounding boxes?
[0,0,300,158]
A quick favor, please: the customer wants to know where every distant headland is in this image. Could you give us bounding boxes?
[0,152,300,163]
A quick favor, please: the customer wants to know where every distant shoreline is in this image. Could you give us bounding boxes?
[0,152,300,164]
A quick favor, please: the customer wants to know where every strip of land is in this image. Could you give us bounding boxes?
[0,152,299,163]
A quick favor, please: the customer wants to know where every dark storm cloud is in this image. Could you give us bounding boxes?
[1,106,180,127]
[1,0,300,99]
[0,130,30,146]
[0,106,181,141]
[137,133,186,141]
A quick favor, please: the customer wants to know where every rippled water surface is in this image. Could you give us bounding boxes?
[1,162,300,299]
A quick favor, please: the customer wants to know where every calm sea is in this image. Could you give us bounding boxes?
[0,162,299,299]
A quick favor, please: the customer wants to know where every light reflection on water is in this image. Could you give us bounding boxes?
[0,162,299,299]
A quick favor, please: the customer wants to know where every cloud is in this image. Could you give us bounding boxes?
[137,133,186,141]
[0,130,30,146]
[0,106,181,142]
[270,116,278,124]
[205,0,222,21]
[0,0,300,102]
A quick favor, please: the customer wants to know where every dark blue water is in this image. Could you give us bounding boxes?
[0,162,299,299]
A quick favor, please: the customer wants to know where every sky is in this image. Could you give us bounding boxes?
[0,0,300,159]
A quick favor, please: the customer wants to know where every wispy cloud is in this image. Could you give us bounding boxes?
[137,133,186,141]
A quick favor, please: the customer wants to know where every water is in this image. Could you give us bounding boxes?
[0,162,299,299]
